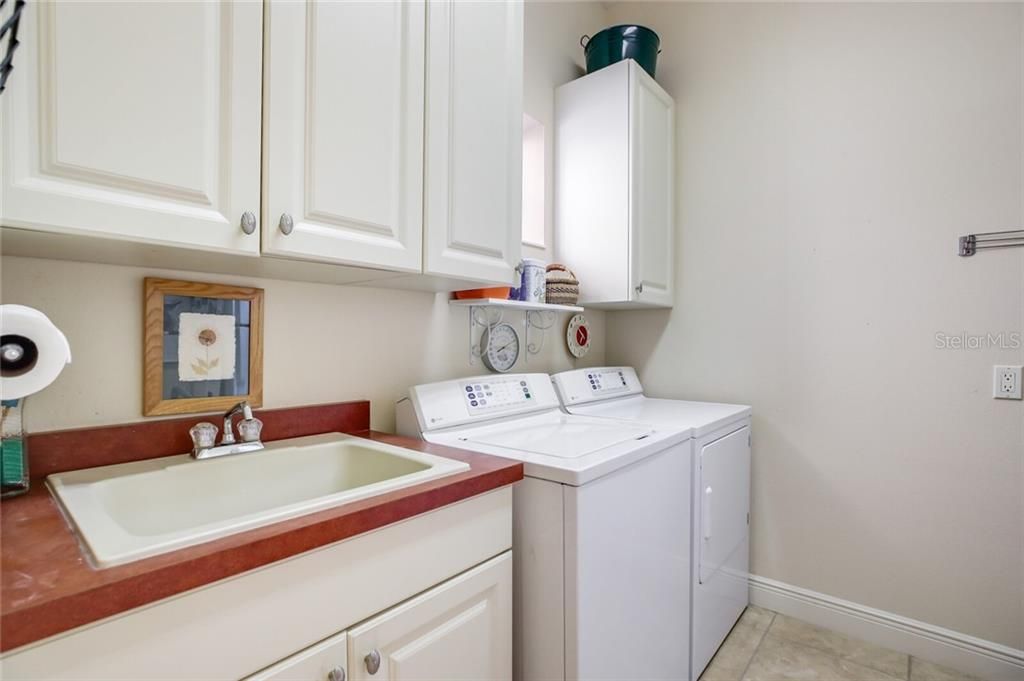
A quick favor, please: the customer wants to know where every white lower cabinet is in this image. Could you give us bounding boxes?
[245,552,512,681]
[348,552,512,681]
[246,631,349,681]
[0,488,513,681]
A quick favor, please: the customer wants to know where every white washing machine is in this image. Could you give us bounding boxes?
[552,367,752,681]
[397,373,693,681]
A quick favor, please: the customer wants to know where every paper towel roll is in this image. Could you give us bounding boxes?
[0,305,72,400]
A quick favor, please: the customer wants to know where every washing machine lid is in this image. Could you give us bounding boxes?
[461,414,652,458]
[427,410,690,486]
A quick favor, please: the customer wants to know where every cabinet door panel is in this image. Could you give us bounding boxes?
[424,1,522,285]
[630,63,675,306]
[1,1,262,254]
[245,631,347,681]
[263,0,424,271]
[348,552,512,681]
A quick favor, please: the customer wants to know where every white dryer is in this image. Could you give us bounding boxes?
[552,367,752,681]
[397,373,693,681]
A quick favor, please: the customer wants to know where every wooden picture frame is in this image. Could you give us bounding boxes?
[143,278,264,416]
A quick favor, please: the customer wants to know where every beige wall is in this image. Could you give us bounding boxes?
[0,0,611,434]
[606,2,1024,648]
[523,0,609,262]
[0,255,606,433]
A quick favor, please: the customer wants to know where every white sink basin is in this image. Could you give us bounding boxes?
[47,433,470,567]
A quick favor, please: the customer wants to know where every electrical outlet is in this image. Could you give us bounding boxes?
[993,365,1022,400]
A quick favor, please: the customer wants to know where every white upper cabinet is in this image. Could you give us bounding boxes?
[262,0,424,271]
[423,0,523,285]
[1,0,525,288]
[555,60,675,308]
[1,1,263,255]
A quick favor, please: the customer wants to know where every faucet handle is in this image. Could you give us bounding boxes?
[189,422,218,450]
[237,417,263,443]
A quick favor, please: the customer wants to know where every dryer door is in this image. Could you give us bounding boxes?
[692,424,751,679]
[697,425,750,585]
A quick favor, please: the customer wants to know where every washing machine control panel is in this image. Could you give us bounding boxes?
[461,377,535,413]
[409,373,559,431]
[586,369,630,394]
[552,367,644,404]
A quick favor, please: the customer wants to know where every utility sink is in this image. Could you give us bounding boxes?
[47,433,470,568]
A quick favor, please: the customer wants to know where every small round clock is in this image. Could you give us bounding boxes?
[480,322,520,373]
[566,313,591,358]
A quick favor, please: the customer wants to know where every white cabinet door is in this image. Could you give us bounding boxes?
[555,60,674,308]
[262,0,424,271]
[629,63,675,307]
[348,552,512,681]
[0,1,262,255]
[245,631,347,681]
[423,1,522,285]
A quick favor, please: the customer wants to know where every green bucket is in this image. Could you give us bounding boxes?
[581,25,660,78]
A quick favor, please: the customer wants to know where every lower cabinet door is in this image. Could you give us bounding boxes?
[244,631,348,681]
[348,551,512,681]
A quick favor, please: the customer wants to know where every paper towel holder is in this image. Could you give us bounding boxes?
[1,304,72,499]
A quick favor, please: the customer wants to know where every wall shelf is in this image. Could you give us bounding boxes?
[448,298,583,313]
[449,298,584,366]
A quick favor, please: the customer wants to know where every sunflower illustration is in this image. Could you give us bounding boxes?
[191,327,221,376]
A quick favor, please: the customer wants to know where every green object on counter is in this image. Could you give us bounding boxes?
[581,25,661,78]
[2,438,25,483]
[1,398,29,497]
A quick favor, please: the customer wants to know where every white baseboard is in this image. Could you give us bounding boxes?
[748,574,1024,681]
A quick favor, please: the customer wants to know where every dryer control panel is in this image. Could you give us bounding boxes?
[552,366,644,405]
[407,373,559,431]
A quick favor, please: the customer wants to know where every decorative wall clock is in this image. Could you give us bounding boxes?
[480,322,521,373]
[566,313,591,358]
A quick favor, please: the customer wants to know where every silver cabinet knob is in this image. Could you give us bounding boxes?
[240,211,257,235]
[327,666,345,681]
[364,649,381,675]
[279,213,294,235]
[635,283,644,294]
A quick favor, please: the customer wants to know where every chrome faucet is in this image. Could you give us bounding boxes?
[221,401,251,445]
[189,401,265,460]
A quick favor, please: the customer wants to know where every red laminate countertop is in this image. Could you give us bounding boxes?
[0,403,522,653]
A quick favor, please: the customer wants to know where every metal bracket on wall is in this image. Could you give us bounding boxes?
[958,229,1024,256]
[450,299,584,367]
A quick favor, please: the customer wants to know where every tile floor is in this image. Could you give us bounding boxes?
[699,606,983,681]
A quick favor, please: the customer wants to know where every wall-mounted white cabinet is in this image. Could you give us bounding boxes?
[0,1,263,255]
[262,0,424,272]
[423,0,522,285]
[555,59,675,308]
[0,0,523,289]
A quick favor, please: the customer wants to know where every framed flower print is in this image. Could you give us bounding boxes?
[143,278,264,416]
